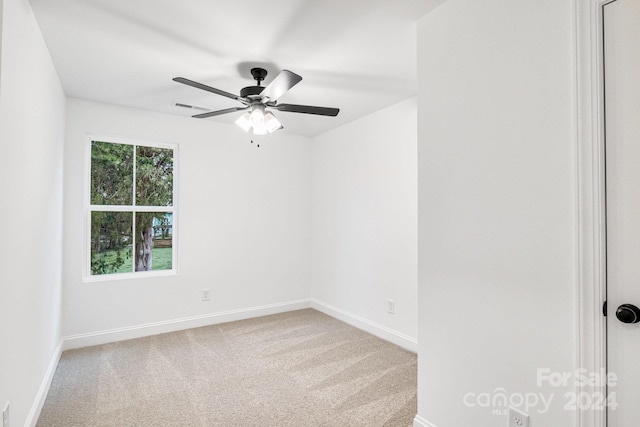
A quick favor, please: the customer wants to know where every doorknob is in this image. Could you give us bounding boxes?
[616,304,640,324]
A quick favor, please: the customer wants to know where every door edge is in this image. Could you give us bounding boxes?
[576,1,610,426]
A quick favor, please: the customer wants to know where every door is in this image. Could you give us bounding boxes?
[604,0,640,425]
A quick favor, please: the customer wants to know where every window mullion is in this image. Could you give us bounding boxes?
[90,204,135,212]
[132,211,137,272]
[132,145,137,272]
[132,144,137,207]
[132,205,175,213]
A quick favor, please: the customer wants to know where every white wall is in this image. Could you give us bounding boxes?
[311,98,418,348]
[416,1,576,426]
[63,99,312,342]
[64,97,420,351]
[0,0,66,425]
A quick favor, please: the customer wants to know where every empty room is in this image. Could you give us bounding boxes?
[0,0,635,426]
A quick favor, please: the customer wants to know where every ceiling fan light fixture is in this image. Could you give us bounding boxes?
[252,123,268,135]
[250,104,265,127]
[239,106,282,135]
[235,112,251,132]
[264,112,282,133]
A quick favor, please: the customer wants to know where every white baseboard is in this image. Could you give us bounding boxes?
[62,298,418,354]
[413,415,438,427]
[63,299,312,350]
[310,299,417,352]
[25,339,63,427]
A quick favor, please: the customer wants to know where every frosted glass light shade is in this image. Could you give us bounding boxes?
[235,112,251,132]
[252,124,268,135]
[264,112,282,133]
[250,105,265,127]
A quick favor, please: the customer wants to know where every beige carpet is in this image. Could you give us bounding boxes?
[37,309,416,426]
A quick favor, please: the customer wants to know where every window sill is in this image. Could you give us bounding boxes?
[83,269,178,283]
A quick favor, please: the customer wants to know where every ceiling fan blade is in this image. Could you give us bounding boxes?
[274,103,340,116]
[173,77,244,103]
[175,102,210,112]
[192,106,248,119]
[259,70,302,102]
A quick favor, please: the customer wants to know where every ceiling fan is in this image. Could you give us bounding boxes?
[173,68,340,135]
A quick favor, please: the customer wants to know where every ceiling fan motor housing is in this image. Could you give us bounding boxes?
[240,85,265,98]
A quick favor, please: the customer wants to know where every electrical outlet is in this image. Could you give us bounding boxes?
[507,407,529,427]
[387,300,395,314]
[201,289,210,301]
[3,402,9,427]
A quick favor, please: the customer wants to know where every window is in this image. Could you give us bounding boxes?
[86,136,177,280]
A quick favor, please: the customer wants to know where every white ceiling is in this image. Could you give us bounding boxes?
[30,0,444,137]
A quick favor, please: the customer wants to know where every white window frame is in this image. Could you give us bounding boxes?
[83,134,179,282]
